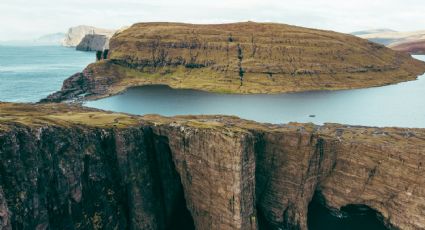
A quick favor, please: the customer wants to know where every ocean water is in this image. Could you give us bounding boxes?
[0,45,94,102]
[86,55,425,128]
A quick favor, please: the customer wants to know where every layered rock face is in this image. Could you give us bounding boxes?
[1,103,425,229]
[62,25,116,47]
[76,34,110,52]
[44,22,425,102]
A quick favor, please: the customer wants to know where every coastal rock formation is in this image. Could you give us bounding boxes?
[76,34,110,52]
[45,22,425,102]
[1,102,425,229]
[62,25,116,47]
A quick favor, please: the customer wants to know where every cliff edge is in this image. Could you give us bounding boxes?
[44,22,425,102]
[1,102,424,229]
[62,25,116,47]
[76,34,110,52]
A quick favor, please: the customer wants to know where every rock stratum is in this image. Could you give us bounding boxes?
[43,22,425,102]
[1,102,424,229]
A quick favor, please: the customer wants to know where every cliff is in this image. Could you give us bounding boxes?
[62,25,116,48]
[43,22,425,102]
[1,102,425,229]
[76,34,110,52]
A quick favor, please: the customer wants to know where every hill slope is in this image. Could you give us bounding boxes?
[389,39,425,55]
[44,22,425,102]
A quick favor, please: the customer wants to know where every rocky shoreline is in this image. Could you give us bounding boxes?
[1,102,425,229]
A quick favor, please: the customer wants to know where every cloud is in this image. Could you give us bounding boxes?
[1,0,424,41]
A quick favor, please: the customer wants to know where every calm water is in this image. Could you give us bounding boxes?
[0,45,94,102]
[86,55,425,128]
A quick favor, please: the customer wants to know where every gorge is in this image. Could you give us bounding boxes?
[1,102,425,230]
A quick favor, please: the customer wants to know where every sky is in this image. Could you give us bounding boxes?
[1,0,425,41]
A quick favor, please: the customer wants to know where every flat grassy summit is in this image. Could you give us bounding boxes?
[45,22,425,101]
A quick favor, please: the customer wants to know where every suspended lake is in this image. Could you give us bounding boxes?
[85,55,425,128]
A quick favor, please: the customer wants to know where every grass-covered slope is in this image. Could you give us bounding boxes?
[44,22,425,101]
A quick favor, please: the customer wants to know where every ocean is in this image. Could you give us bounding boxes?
[0,45,94,102]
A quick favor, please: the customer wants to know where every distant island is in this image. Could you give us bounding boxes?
[62,25,117,51]
[0,33,65,46]
[43,21,425,102]
[354,29,425,54]
[0,25,117,51]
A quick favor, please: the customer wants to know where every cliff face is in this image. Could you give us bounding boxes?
[76,34,110,52]
[44,22,425,102]
[62,26,115,47]
[1,103,425,229]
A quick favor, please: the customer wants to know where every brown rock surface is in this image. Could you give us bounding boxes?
[0,102,425,229]
[43,22,425,102]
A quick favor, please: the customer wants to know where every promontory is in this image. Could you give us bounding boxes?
[43,22,425,102]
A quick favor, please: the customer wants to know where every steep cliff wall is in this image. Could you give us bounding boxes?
[44,22,425,102]
[62,26,116,47]
[1,103,425,229]
[76,34,110,52]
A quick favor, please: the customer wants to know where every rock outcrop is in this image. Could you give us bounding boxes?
[62,25,116,48]
[1,102,425,229]
[76,34,110,52]
[45,22,425,102]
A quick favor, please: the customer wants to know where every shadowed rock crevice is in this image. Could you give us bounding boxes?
[307,192,390,230]
[149,133,195,230]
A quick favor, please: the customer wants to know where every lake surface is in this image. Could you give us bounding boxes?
[86,55,425,128]
[0,45,94,102]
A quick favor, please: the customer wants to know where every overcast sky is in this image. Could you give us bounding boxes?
[1,0,424,41]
